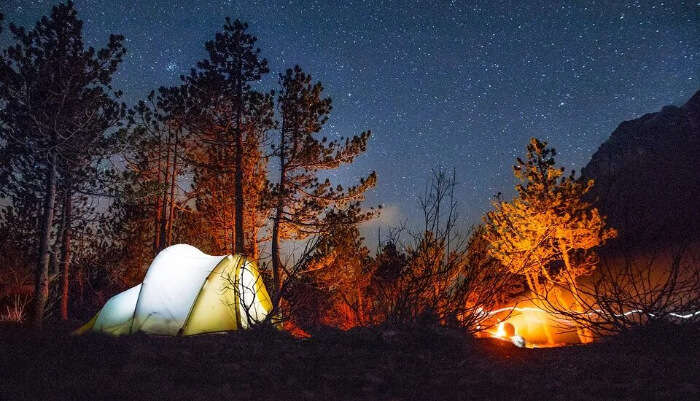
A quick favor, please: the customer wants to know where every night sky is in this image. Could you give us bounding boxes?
[3,0,698,239]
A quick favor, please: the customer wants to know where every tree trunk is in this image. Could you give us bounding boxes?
[77,267,85,304]
[166,128,178,247]
[158,127,172,252]
[526,272,542,295]
[271,208,283,302]
[60,181,72,320]
[230,202,236,255]
[233,75,245,255]
[153,196,163,254]
[32,151,58,328]
[356,282,364,326]
[271,125,287,303]
[251,229,259,260]
[558,241,593,343]
[153,129,164,255]
[49,216,61,278]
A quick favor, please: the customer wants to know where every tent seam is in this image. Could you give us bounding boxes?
[129,282,147,334]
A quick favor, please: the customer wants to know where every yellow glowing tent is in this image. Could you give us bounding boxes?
[74,244,272,336]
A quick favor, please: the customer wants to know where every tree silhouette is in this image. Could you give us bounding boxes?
[185,18,272,255]
[0,1,125,326]
[270,65,376,301]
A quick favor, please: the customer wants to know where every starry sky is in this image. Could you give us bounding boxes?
[3,0,699,239]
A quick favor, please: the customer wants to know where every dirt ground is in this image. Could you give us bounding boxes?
[0,321,697,400]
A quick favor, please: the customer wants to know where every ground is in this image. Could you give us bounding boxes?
[0,322,697,400]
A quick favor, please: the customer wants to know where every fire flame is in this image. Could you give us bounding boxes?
[479,304,580,348]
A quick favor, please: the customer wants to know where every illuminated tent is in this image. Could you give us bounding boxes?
[74,244,272,336]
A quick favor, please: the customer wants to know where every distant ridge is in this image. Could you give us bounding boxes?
[582,90,700,244]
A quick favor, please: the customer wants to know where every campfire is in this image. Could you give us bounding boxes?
[478,303,583,348]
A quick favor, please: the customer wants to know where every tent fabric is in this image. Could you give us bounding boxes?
[180,253,272,335]
[75,244,272,336]
[93,284,142,335]
[132,244,225,335]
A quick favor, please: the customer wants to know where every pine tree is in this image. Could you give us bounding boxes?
[270,65,377,301]
[484,138,616,342]
[0,1,125,326]
[185,18,272,255]
[188,89,273,256]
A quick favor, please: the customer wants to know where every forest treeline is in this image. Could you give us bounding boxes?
[0,2,377,327]
[1,2,697,339]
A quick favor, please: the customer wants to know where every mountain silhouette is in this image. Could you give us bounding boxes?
[582,90,700,245]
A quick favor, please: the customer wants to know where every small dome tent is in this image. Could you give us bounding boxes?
[75,244,272,336]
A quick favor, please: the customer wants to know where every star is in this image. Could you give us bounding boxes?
[2,0,696,233]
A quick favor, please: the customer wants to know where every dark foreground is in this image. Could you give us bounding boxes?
[0,322,697,400]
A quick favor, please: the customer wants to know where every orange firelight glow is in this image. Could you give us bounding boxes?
[480,304,582,348]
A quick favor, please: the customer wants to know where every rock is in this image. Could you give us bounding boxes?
[582,90,700,245]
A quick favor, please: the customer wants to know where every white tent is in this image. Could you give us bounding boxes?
[75,244,272,336]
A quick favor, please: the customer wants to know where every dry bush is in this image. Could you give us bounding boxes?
[537,237,700,337]
[261,236,322,329]
[0,294,31,322]
[274,219,371,331]
[265,170,519,334]
[366,169,515,333]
